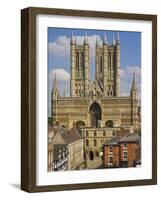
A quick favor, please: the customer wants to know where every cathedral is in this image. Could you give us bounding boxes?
[52,32,139,130]
[51,32,140,168]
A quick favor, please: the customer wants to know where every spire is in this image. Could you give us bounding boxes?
[96,35,98,46]
[112,35,116,45]
[130,72,138,99]
[84,32,88,44]
[103,32,108,44]
[96,35,99,46]
[131,72,136,89]
[117,32,120,44]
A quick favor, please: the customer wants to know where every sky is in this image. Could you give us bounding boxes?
[48,28,141,116]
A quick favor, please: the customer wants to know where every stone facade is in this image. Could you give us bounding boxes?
[50,127,84,171]
[51,33,140,169]
[52,33,139,130]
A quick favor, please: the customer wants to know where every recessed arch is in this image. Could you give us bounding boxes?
[89,151,94,161]
[89,102,102,128]
[105,120,113,128]
[76,120,85,129]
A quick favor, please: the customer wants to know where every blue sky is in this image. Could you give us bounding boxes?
[48,28,141,116]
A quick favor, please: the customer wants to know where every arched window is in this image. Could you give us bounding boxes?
[81,52,84,68]
[94,139,97,147]
[100,56,103,73]
[86,131,89,137]
[86,139,89,147]
[76,52,79,69]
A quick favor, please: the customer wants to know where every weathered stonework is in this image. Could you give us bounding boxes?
[51,33,140,169]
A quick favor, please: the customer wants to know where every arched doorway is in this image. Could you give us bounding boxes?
[89,102,101,128]
[105,120,113,128]
[76,120,85,129]
[89,151,94,160]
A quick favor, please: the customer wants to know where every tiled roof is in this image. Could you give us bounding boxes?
[61,128,82,144]
[119,133,140,143]
[104,137,120,145]
[104,133,140,146]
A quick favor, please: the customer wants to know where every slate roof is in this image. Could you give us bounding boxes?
[119,133,140,143]
[104,136,120,146]
[61,128,82,144]
[104,133,140,146]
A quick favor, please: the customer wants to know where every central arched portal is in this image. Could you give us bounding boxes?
[89,102,101,128]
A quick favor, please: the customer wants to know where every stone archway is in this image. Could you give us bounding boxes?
[89,102,101,128]
[76,120,85,129]
[105,120,113,128]
[89,151,94,161]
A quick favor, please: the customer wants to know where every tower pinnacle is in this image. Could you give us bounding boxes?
[84,32,88,44]
[130,72,138,99]
[131,72,136,90]
[117,32,120,44]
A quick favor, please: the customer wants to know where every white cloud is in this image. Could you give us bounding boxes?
[48,36,70,57]
[48,68,70,116]
[48,34,102,59]
[120,66,141,79]
[49,69,70,82]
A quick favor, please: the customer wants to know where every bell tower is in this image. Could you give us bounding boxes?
[70,33,90,97]
[95,33,120,97]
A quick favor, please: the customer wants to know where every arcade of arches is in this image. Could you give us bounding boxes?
[75,102,115,129]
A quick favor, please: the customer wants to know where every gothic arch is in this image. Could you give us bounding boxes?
[76,52,79,69]
[89,151,94,161]
[100,56,103,73]
[105,120,113,128]
[80,52,84,68]
[89,102,102,128]
[76,120,85,129]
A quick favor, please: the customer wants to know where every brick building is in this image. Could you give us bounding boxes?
[103,132,140,168]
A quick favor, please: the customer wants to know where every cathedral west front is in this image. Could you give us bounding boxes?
[51,32,140,168]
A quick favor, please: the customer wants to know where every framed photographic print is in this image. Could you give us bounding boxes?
[21,7,157,192]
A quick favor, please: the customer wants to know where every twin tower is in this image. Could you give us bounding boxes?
[70,33,120,98]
